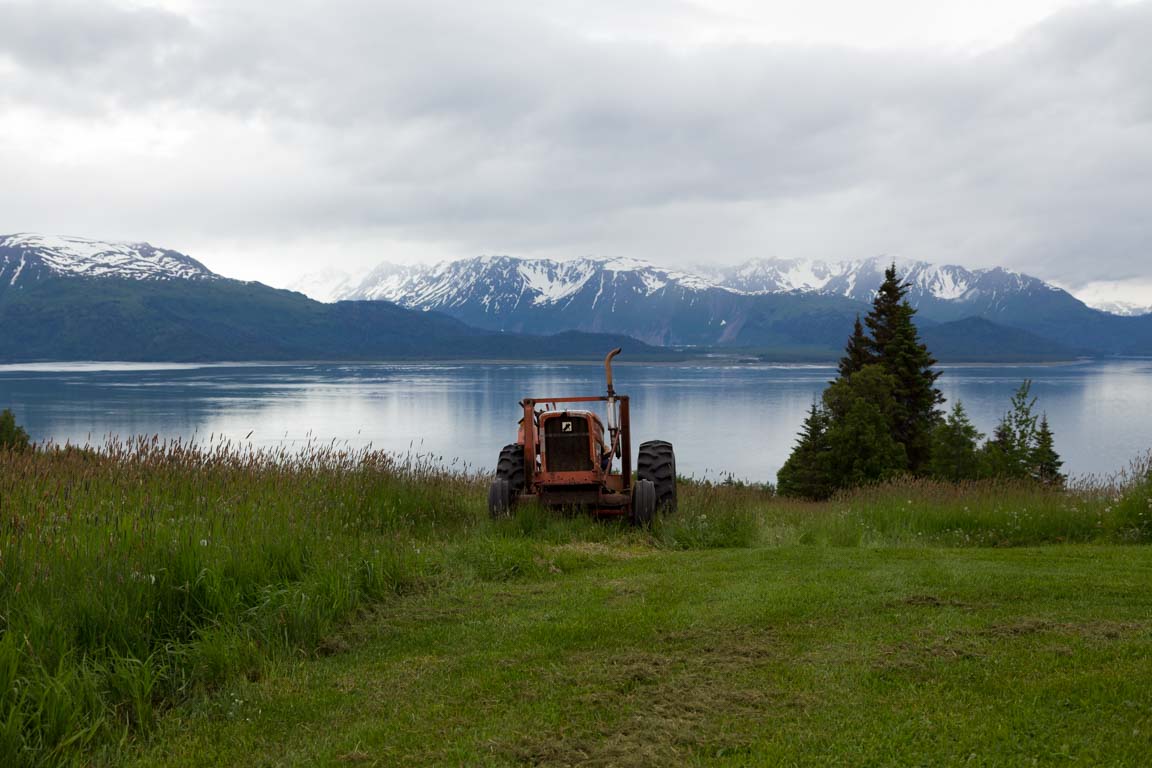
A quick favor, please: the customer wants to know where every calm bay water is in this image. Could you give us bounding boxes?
[2,359,1151,483]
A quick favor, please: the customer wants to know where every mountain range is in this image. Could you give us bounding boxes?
[4,232,1151,363]
[0,234,663,363]
[297,254,1152,360]
[306,255,1082,312]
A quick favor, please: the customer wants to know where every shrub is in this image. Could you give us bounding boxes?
[0,409,30,452]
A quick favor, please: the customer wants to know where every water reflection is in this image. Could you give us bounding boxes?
[1,360,1150,482]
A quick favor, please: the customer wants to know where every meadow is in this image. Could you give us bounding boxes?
[0,440,1150,766]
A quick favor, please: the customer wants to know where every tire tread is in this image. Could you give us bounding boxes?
[637,440,677,513]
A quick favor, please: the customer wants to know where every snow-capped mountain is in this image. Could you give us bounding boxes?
[0,234,658,363]
[700,258,871,296]
[0,233,217,287]
[322,255,855,346]
[335,254,1064,313]
[319,252,1149,353]
[341,255,713,307]
[332,254,1067,321]
[701,257,1061,310]
[8,232,1149,360]
[329,255,738,345]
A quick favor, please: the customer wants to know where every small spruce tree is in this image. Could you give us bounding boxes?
[0,409,31,452]
[1030,415,1065,486]
[776,402,834,499]
[929,401,984,482]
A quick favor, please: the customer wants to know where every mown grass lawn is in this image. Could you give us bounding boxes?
[130,544,1152,767]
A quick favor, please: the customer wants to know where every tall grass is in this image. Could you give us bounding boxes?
[665,454,1152,549]
[0,437,480,766]
[654,481,766,549]
[809,455,1152,547]
[807,478,1109,546]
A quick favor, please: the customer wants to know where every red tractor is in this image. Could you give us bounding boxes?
[488,348,677,525]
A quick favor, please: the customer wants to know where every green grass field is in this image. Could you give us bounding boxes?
[1,441,1150,766]
[130,545,1152,767]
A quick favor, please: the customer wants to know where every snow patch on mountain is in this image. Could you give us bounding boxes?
[0,233,217,284]
[518,260,594,305]
[714,258,855,294]
[911,266,970,300]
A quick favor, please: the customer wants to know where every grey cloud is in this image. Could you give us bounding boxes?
[0,0,1150,290]
[0,0,194,113]
[0,0,191,70]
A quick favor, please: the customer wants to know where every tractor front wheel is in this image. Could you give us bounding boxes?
[496,443,526,496]
[490,443,526,519]
[638,440,677,513]
[631,479,656,527]
[488,478,511,518]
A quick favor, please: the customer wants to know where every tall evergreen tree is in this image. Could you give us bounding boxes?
[778,367,910,499]
[837,315,872,380]
[864,264,908,353]
[863,265,943,473]
[1030,415,1064,486]
[777,265,946,495]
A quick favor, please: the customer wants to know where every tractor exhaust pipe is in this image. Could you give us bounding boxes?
[604,347,622,397]
[604,348,622,458]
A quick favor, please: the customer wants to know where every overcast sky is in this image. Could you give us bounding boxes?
[1,0,1150,302]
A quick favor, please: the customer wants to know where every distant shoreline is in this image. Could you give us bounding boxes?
[3,356,1148,373]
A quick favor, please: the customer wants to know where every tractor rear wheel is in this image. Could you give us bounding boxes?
[638,440,677,513]
[496,443,526,497]
[488,477,511,518]
[631,479,656,527]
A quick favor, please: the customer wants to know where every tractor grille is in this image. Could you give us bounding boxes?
[543,416,594,472]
